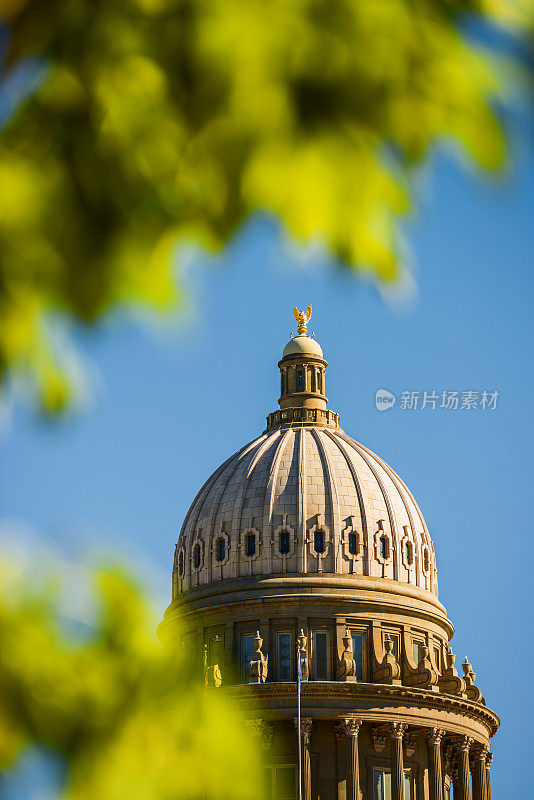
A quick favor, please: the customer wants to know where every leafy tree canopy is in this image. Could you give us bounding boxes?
[0,558,260,798]
[0,0,530,411]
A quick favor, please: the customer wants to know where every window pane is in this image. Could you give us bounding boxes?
[263,766,273,800]
[351,634,363,680]
[216,538,225,561]
[241,634,255,682]
[246,533,256,557]
[404,771,412,800]
[208,635,222,664]
[314,530,325,553]
[279,530,290,554]
[313,632,329,680]
[373,769,391,800]
[275,766,297,800]
[277,633,292,681]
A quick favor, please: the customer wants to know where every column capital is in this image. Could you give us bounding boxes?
[334,718,362,739]
[427,727,445,746]
[390,722,408,740]
[294,717,313,743]
[486,751,493,767]
[472,742,489,760]
[245,719,274,751]
[457,734,473,753]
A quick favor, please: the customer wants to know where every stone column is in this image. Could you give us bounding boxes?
[334,722,347,800]
[471,745,488,800]
[454,736,472,800]
[427,728,444,800]
[295,718,313,800]
[346,720,362,800]
[334,719,362,800]
[485,753,492,800]
[390,723,408,800]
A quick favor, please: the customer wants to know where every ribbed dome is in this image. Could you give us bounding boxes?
[174,427,437,597]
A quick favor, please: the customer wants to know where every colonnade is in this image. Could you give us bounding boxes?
[290,719,493,800]
[280,363,325,397]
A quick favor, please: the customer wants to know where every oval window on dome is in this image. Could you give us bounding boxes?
[348,532,358,555]
[314,530,325,554]
[279,530,290,555]
[215,537,226,562]
[379,535,388,560]
[245,532,256,557]
[193,543,201,569]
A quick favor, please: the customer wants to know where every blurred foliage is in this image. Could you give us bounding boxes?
[0,560,260,798]
[0,0,531,412]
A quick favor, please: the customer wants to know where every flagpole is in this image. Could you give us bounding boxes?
[296,639,302,800]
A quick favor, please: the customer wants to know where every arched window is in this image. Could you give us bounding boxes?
[193,543,201,569]
[279,530,290,555]
[348,532,358,555]
[423,548,429,572]
[215,537,225,562]
[245,532,256,557]
[405,541,413,565]
[314,530,325,554]
[178,550,185,576]
[380,535,388,560]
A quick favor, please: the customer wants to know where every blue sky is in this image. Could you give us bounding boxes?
[1,104,533,794]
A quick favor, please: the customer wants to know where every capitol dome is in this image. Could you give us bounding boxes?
[173,308,437,599]
[164,306,498,800]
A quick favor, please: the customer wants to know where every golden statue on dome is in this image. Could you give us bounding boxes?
[293,304,312,334]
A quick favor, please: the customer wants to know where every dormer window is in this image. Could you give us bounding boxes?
[178,550,185,577]
[423,548,430,572]
[405,541,414,565]
[193,543,201,569]
[279,530,290,555]
[348,532,358,555]
[380,535,389,560]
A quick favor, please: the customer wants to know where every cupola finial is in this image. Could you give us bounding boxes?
[293,304,312,335]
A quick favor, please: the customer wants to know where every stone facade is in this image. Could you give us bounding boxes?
[160,309,498,800]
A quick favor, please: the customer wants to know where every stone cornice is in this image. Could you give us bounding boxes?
[224,681,499,740]
[161,574,453,637]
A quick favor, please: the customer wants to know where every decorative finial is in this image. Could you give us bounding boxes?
[293,305,312,335]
